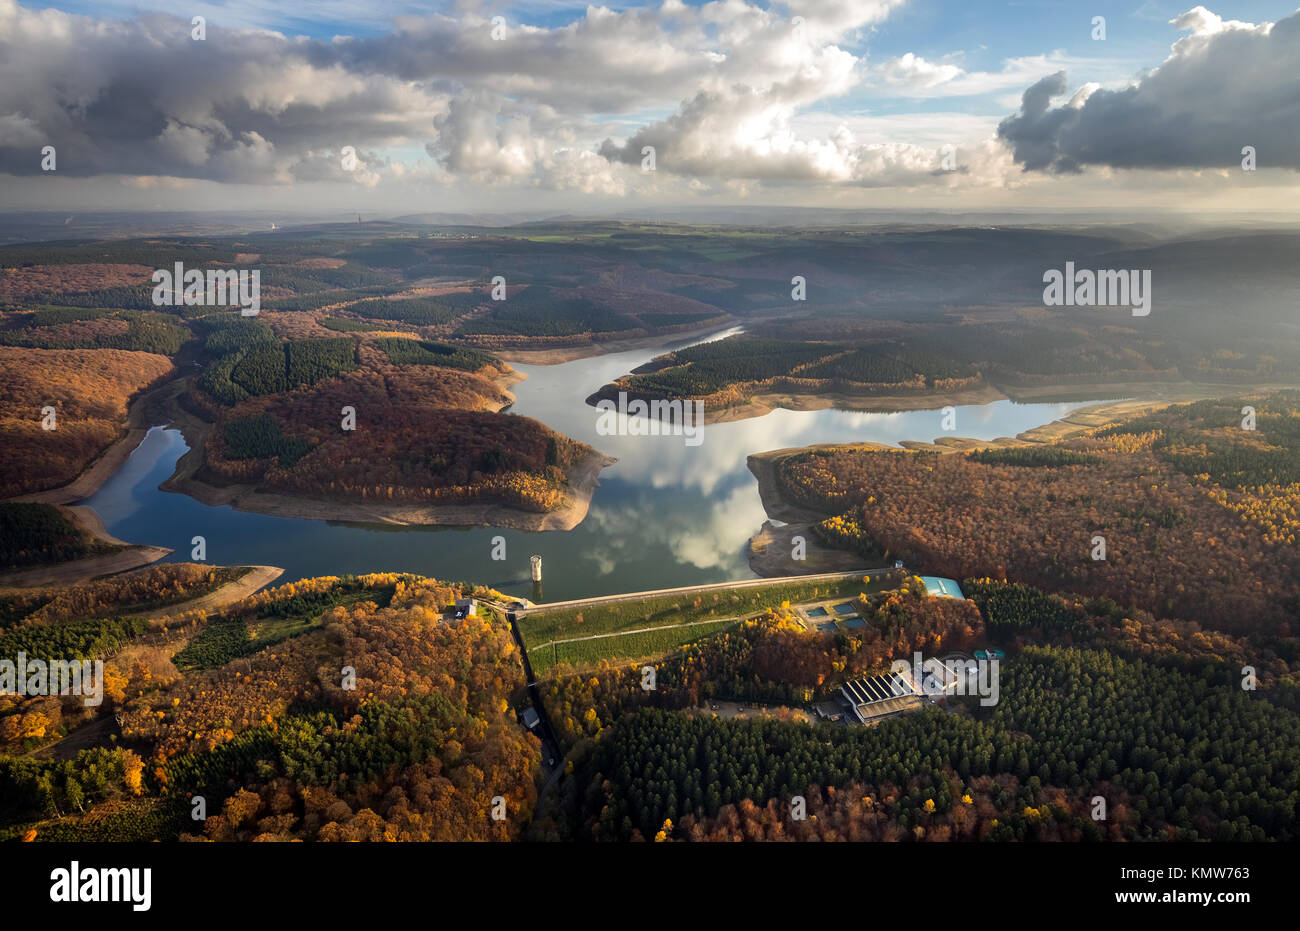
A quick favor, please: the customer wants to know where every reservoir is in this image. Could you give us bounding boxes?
[83,330,1107,602]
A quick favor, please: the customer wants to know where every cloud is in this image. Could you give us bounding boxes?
[0,0,443,181]
[998,5,1298,173]
[0,0,922,192]
[0,0,1028,196]
[867,51,1129,102]
[876,53,964,89]
[597,87,1015,187]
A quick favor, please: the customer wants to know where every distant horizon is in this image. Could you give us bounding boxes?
[3,204,1300,248]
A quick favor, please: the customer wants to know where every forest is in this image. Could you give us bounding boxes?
[3,225,1300,844]
[0,615,146,665]
[1,563,247,629]
[593,277,1300,410]
[172,579,382,670]
[319,317,381,332]
[0,563,258,754]
[774,394,1300,636]
[0,345,174,497]
[345,293,481,326]
[458,285,640,339]
[4,557,1298,843]
[965,447,1101,468]
[194,319,357,403]
[377,337,495,371]
[1096,393,1300,545]
[0,503,117,570]
[534,565,1300,842]
[0,307,189,355]
[1,573,542,842]
[198,366,593,512]
[607,335,985,405]
[540,631,1299,842]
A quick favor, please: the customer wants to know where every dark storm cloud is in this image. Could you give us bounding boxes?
[998,6,1300,173]
[0,0,921,190]
[0,2,439,180]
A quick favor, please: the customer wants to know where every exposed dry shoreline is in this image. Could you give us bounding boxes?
[492,322,737,365]
[701,383,1006,425]
[14,372,189,508]
[0,529,170,588]
[5,359,614,589]
[592,376,1298,427]
[139,565,284,620]
[747,519,874,576]
[15,327,1290,582]
[163,447,616,532]
[155,364,616,531]
[4,374,190,586]
[741,387,1290,576]
[744,448,883,576]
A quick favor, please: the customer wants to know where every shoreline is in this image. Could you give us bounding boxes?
[746,519,875,576]
[491,322,738,366]
[139,565,285,620]
[4,373,189,586]
[7,354,616,556]
[154,363,616,531]
[161,447,616,532]
[588,377,1297,427]
[702,383,1006,425]
[741,386,1292,575]
[13,371,189,507]
[0,535,172,588]
[745,449,887,577]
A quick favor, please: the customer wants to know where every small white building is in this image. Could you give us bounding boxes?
[454,597,477,618]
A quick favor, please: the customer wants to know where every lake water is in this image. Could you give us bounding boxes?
[83,329,1105,602]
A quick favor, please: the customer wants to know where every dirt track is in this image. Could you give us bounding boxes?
[139,565,284,619]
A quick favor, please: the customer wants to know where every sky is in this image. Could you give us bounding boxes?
[1,0,1297,217]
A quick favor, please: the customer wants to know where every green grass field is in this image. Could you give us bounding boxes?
[534,618,740,675]
[521,574,885,676]
[172,586,383,671]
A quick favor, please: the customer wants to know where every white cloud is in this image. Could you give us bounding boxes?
[999,5,1300,173]
[877,53,964,89]
[3,0,1291,209]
